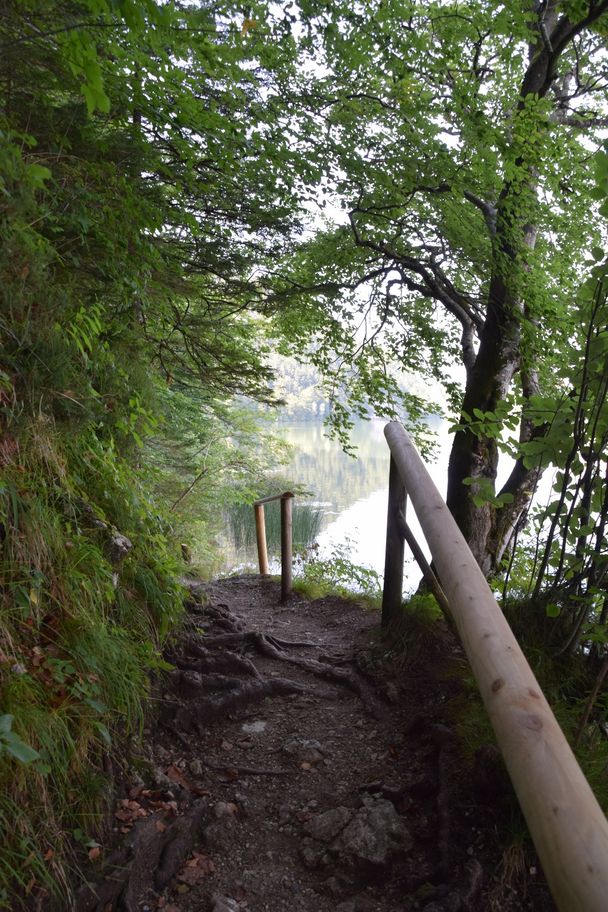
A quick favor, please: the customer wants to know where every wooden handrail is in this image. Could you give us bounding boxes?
[383,420,608,912]
[253,491,295,506]
[253,492,294,602]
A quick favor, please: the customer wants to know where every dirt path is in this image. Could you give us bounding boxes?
[78,576,553,912]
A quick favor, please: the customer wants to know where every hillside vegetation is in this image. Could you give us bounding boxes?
[3,1,608,908]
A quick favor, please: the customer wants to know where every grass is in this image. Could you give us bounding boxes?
[0,417,183,909]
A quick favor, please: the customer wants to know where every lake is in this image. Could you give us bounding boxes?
[222,416,453,594]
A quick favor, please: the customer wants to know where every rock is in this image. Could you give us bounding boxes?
[299,837,323,870]
[278,803,292,824]
[213,801,238,819]
[304,807,352,843]
[242,720,267,734]
[211,895,240,912]
[155,745,170,762]
[334,795,412,870]
[353,895,375,912]
[152,769,175,792]
[204,821,236,852]
[108,531,132,562]
[384,682,400,703]
[189,758,204,777]
[324,874,355,898]
[283,737,325,763]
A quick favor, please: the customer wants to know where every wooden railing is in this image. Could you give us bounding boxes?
[253,491,294,602]
[382,421,608,912]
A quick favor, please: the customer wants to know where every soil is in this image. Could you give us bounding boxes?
[77,576,555,912]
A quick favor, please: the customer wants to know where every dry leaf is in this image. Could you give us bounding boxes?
[155,820,167,833]
[43,848,54,861]
[88,846,102,861]
[165,764,207,796]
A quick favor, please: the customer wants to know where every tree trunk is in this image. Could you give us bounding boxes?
[444,2,605,574]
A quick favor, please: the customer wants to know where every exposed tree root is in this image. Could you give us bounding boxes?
[167,670,336,727]
[75,801,208,912]
[196,627,386,718]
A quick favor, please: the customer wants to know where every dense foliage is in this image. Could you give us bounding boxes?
[268,0,608,575]
[3,0,608,906]
[0,0,313,905]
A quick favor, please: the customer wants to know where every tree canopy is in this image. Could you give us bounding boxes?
[269,0,608,573]
[4,0,608,906]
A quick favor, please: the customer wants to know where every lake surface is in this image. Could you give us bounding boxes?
[220,415,555,594]
[222,416,453,594]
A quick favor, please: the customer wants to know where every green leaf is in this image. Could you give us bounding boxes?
[3,733,40,764]
[545,604,561,618]
[26,163,52,188]
[85,698,108,714]
[93,722,112,746]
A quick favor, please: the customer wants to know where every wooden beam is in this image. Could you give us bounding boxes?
[254,503,269,576]
[381,455,406,626]
[395,510,452,624]
[384,420,608,912]
[280,493,294,603]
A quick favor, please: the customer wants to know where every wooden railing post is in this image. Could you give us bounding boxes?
[254,503,269,576]
[280,493,294,602]
[381,454,406,627]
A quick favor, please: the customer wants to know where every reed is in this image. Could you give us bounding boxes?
[226,500,323,555]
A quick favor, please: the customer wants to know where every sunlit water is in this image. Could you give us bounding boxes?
[222,416,451,594]
[221,415,555,595]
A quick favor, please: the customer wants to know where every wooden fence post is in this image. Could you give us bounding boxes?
[254,503,269,576]
[280,493,294,602]
[381,454,406,627]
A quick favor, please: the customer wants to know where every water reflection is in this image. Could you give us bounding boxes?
[294,418,451,593]
[222,416,453,593]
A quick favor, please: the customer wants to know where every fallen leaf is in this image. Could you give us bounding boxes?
[155,820,167,833]
[43,848,54,861]
[166,764,189,786]
[114,809,133,822]
[177,852,215,885]
[88,846,102,861]
[164,764,208,796]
